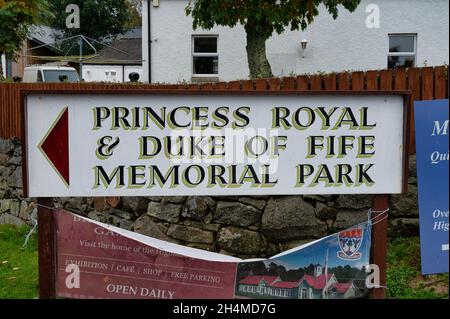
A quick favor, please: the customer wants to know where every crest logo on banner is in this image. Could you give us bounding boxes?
[337,226,364,260]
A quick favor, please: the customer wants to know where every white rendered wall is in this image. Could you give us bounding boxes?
[124,65,144,82]
[83,65,143,83]
[143,0,449,83]
[142,0,150,82]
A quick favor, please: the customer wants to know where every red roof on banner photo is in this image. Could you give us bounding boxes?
[329,283,352,293]
[239,275,302,289]
[300,274,333,290]
[238,273,357,296]
[239,276,279,285]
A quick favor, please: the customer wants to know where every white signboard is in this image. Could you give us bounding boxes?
[24,92,406,197]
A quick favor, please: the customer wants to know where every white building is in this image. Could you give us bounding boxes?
[142,0,449,83]
[83,29,143,83]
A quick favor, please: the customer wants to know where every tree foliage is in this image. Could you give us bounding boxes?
[0,0,51,55]
[125,0,142,29]
[49,0,133,52]
[186,0,361,79]
[0,0,51,76]
[186,0,361,36]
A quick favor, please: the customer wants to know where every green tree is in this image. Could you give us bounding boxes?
[49,0,133,53]
[127,0,142,28]
[0,0,51,79]
[125,0,142,29]
[186,0,361,79]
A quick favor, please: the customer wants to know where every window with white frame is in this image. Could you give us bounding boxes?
[388,34,417,69]
[192,36,218,76]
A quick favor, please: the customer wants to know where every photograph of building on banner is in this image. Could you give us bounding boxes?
[235,224,371,299]
[55,209,371,300]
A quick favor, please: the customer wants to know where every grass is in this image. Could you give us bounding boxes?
[0,225,448,299]
[387,237,449,299]
[0,225,39,299]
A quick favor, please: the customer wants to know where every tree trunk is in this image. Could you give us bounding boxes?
[245,25,273,79]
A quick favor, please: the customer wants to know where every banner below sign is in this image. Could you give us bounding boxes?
[25,93,407,197]
[56,210,371,299]
[414,99,449,275]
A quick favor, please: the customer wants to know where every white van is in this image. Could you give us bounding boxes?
[23,65,80,83]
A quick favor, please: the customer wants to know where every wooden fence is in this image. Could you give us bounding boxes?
[0,65,448,154]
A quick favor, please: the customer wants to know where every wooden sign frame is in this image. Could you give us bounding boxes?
[20,89,412,299]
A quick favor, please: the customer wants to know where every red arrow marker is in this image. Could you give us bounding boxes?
[39,107,70,186]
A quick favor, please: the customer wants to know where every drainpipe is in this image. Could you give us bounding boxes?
[148,0,152,83]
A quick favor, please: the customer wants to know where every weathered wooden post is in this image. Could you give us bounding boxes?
[37,197,57,299]
[370,194,389,299]
[22,91,59,299]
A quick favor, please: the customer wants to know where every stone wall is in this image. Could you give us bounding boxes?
[0,137,419,258]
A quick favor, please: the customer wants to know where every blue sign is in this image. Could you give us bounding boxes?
[414,99,449,275]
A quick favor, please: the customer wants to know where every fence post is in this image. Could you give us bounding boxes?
[370,194,389,299]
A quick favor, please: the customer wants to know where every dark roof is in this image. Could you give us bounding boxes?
[85,38,142,65]
[117,28,142,39]
[27,26,61,53]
